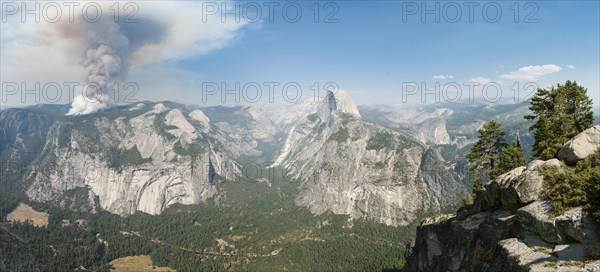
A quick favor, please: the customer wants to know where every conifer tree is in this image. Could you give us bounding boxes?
[525,80,594,160]
[497,138,526,176]
[466,120,507,192]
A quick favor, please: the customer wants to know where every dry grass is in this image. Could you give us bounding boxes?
[6,203,49,228]
[109,255,175,272]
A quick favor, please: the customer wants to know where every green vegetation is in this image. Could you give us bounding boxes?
[86,103,152,122]
[498,140,526,175]
[464,81,595,212]
[373,161,387,169]
[313,122,326,134]
[0,107,67,220]
[589,245,600,260]
[445,102,531,134]
[448,80,598,220]
[107,146,152,171]
[153,111,177,141]
[435,144,461,162]
[0,175,418,271]
[50,187,101,213]
[58,120,102,151]
[456,195,473,214]
[57,122,74,148]
[366,131,394,150]
[525,80,595,160]
[338,113,358,124]
[329,126,350,142]
[531,246,553,254]
[540,148,600,221]
[173,140,206,157]
[466,120,526,192]
[0,147,417,271]
[4,83,595,270]
[466,121,507,191]
[0,219,108,271]
[307,113,319,122]
[474,245,495,263]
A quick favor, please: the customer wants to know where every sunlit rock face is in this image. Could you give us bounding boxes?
[403,128,600,272]
[558,125,600,165]
[26,103,239,216]
[273,90,469,226]
[11,90,472,226]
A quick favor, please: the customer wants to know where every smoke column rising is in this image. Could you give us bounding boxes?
[65,11,166,115]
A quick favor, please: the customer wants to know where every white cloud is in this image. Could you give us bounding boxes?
[433,74,454,80]
[566,64,575,69]
[0,1,247,106]
[129,2,248,65]
[466,77,492,86]
[499,64,562,81]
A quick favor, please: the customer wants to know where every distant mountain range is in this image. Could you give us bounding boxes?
[1,93,596,226]
[1,90,474,227]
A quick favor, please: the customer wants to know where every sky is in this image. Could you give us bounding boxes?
[1,0,599,109]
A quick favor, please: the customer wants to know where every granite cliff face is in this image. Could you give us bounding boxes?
[403,126,600,271]
[272,90,470,226]
[3,91,474,226]
[25,103,240,216]
[414,118,451,145]
[0,105,70,208]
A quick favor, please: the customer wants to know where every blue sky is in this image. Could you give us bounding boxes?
[1,1,599,108]
[169,0,600,106]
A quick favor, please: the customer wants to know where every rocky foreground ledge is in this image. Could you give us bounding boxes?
[403,126,600,272]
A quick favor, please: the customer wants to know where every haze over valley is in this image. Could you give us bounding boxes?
[1,1,599,271]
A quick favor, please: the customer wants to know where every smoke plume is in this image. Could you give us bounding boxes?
[2,1,246,111]
[64,12,167,115]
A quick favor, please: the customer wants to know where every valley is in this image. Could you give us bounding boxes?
[1,90,459,271]
[1,89,596,271]
[2,1,598,270]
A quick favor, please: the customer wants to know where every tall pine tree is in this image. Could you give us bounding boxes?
[466,120,507,192]
[497,138,526,176]
[525,80,594,160]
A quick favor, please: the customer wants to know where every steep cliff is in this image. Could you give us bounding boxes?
[272,90,470,226]
[4,92,473,226]
[25,102,240,216]
[403,126,600,271]
[0,105,68,214]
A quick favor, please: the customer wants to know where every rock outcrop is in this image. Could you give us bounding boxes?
[558,125,600,165]
[322,89,361,118]
[414,118,451,145]
[473,159,560,212]
[273,91,469,226]
[404,199,600,271]
[403,128,600,271]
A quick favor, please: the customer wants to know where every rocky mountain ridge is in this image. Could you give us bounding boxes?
[272,90,469,226]
[25,103,240,216]
[3,90,475,226]
[360,102,534,154]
